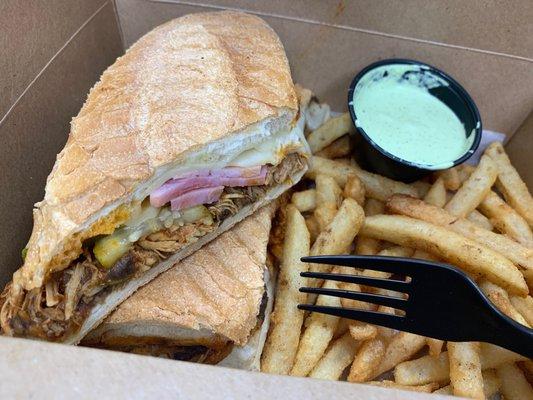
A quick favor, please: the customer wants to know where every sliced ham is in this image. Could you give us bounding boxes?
[170,186,224,211]
[151,166,267,207]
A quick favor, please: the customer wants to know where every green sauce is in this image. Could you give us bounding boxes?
[351,64,475,169]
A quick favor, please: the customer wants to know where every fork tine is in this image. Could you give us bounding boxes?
[299,287,408,310]
[301,271,410,293]
[298,304,405,330]
[302,255,436,275]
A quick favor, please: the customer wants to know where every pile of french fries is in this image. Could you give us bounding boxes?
[261,108,533,399]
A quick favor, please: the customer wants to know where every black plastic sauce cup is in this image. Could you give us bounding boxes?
[347,59,482,183]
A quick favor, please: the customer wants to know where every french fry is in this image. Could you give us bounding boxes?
[448,341,484,399]
[525,269,533,291]
[307,112,355,154]
[445,154,498,218]
[343,174,365,205]
[308,332,358,380]
[370,332,427,379]
[306,156,418,201]
[291,189,316,212]
[290,279,341,377]
[412,249,440,261]
[315,174,342,207]
[412,180,432,198]
[308,198,365,284]
[336,267,376,311]
[333,317,350,338]
[479,190,533,247]
[434,369,500,398]
[387,194,533,270]
[361,214,528,295]
[367,381,439,393]
[395,352,450,385]
[436,167,461,191]
[349,323,378,341]
[314,203,338,232]
[261,205,311,375]
[427,338,444,357]
[457,164,476,184]
[480,343,527,369]
[347,337,386,382]
[467,209,494,231]
[364,198,385,216]
[479,280,530,326]
[486,141,533,227]
[496,362,533,400]
[355,199,383,255]
[509,295,533,326]
[361,246,413,287]
[315,134,353,159]
[305,216,320,243]
[423,177,446,207]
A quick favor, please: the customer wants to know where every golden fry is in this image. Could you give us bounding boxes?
[308,333,358,380]
[496,362,533,400]
[291,189,316,212]
[423,177,446,207]
[448,342,484,399]
[361,214,528,295]
[261,205,311,374]
[343,174,365,205]
[436,167,461,191]
[307,113,355,154]
[347,337,386,382]
[467,209,494,231]
[348,323,378,341]
[479,280,529,327]
[486,141,533,227]
[427,338,444,357]
[395,352,450,385]
[445,154,498,218]
[315,134,353,159]
[305,216,320,244]
[509,295,533,326]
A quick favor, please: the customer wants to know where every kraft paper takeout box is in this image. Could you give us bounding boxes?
[1,1,531,398]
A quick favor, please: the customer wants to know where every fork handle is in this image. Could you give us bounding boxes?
[486,313,533,359]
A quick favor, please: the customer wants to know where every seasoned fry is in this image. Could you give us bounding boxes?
[347,337,386,382]
[434,369,500,398]
[333,317,350,338]
[361,214,528,295]
[336,267,376,311]
[349,323,378,341]
[436,167,461,191]
[509,295,533,326]
[306,156,418,201]
[412,180,432,198]
[290,279,341,377]
[354,200,383,255]
[479,190,533,247]
[291,189,316,212]
[448,342,484,399]
[413,249,440,262]
[305,216,320,243]
[307,112,355,154]
[343,174,365,205]
[496,362,533,400]
[360,246,413,286]
[427,338,444,357]
[525,269,533,291]
[467,209,494,231]
[395,352,450,385]
[371,332,426,379]
[423,177,446,207]
[457,164,476,184]
[367,381,439,393]
[387,194,533,270]
[479,280,529,326]
[308,333,358,380]
[261,205,311,375]
[445,154,498,218]
[315,134,353,159]
[486,141,533,227]
[309,198,365,283]
[315,174,342,207]
[314,203,338,232]
[480,343,527,369]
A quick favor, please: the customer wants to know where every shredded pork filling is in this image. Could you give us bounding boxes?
[0,153,306,340]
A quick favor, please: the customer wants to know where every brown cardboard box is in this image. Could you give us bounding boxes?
[1,1,531,397]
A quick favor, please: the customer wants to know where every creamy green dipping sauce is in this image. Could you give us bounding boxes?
[352,64,475,169]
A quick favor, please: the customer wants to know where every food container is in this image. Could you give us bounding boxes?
[348,59,482,182]
[1,1,532,398]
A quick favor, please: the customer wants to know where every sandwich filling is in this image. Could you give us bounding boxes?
[0,123,308,341]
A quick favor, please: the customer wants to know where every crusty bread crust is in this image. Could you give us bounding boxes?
[84,205,274,347]
[16,11,297,290]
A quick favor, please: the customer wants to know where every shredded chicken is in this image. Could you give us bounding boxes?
[0,153,306,340]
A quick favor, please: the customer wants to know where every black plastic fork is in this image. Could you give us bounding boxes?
[298,255,533,358]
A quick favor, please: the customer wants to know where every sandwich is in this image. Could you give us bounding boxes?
[83,204,276,369]
[0,11,310,343]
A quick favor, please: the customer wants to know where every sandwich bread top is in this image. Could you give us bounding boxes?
[17,11,296,290]
[90,204,275,346]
